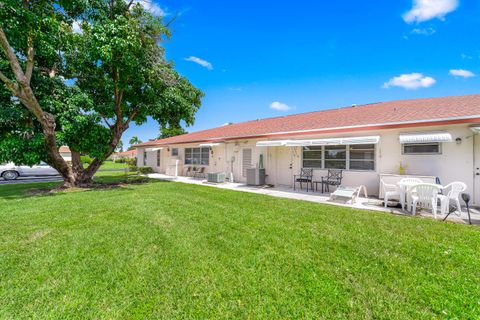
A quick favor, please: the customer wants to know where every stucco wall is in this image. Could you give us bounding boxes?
[136,123,478,202]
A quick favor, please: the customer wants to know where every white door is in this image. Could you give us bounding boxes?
[474,134,480,205]
[275,147,293,186]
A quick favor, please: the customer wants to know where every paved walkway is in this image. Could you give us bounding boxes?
[147,174,480,225]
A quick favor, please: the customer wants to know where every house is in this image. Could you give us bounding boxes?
[134,94,480,204]
[111,149,137,161]
[59,146,72,162]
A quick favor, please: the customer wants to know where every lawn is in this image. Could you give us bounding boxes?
[0,178,479,319]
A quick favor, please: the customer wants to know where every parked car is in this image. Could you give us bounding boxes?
[0,162,59,180]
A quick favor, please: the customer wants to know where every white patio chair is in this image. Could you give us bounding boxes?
[381,180,400,208]
[410,184,442,218]
[438,182,467,216]
[399,178,423,211]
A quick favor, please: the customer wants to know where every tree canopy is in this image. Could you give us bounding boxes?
[0,0,203,186]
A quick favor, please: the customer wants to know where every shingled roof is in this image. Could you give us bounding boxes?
[135,94,480,147]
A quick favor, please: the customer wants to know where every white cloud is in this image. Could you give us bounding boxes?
[72,20,83,34]
[411,27,436,35]
[403,0,458,23]
[269,101,292,111]
[449,69,475,78]
[461,53,473,59]
[184,56,213,70]
[131,0,166,16]
[383,73,436,90]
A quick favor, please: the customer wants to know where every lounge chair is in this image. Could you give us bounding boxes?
[329,185,368,204]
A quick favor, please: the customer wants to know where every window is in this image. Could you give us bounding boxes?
[172,148,178,156]
[156,150,161,167]
[403,143,441,155]
[324,145,346,169]
[302,146,322,168]
[143,151,147,166]
[185,147,210,165]
[302,144,375,171]
[349,144,375,170]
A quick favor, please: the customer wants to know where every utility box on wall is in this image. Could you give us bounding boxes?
[246,168,266,186]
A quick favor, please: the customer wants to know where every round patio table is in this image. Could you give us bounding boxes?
[397,181,442,213]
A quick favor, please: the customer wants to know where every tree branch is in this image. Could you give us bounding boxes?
[0,70,18,93]
[99,113,114,129]
[25,35,34,84]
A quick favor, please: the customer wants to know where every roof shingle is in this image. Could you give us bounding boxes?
[136,94,480,147]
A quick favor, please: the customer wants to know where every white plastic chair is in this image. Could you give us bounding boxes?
[410,184,441,218]
[381,180,400,208]
[438,182,467,216]
[399,178,423,211]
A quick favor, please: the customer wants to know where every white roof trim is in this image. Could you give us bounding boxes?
[146,147,163,151]
[258,136,380,147]
[399,131,453,144]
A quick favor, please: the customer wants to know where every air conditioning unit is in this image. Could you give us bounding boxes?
[207,172,226,183]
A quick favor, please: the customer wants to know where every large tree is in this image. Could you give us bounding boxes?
[0,0,203,187]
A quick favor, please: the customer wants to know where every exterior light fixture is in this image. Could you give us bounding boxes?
[455,137,462,145]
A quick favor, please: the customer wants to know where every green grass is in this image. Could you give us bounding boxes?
[96,161,129,170]
[0,177,479,319]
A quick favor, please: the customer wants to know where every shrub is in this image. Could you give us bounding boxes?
[129,165,138,172]
[114,158,126,163]
[139,167,154,174]
[80,155,93,164]
[125,158,137,166]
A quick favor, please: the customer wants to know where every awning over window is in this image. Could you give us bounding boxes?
[199,143,223,147]
[285,136,380,146]
[399,131,453,144]
[256,140,288,147]
[256,136,380,147]
[146,147,163,152]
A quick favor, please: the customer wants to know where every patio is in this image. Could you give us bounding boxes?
[146,173,480,225]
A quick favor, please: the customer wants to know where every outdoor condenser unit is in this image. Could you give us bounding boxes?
[246,168,266,186]
[207,172,226,183]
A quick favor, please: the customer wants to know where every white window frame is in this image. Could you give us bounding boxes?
[402,142,442,155]
[184,147,210,166]
[301,144,376,171]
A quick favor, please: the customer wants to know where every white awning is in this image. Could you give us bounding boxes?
[199,143,223,147]
[256,140,288,147]
[399,132,453,144]
[146,147,163,152]
[470,126,480,134]
[284,136,380,146]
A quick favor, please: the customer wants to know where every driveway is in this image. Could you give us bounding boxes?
[0,176,62,185]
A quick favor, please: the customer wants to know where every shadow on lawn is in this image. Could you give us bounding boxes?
[0,177,166,201]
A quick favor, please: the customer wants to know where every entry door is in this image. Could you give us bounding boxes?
[276,147,293,186]
[475,134,480,205]
[242,148,252,178]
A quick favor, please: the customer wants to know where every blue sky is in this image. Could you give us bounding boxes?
[124,0,480,147]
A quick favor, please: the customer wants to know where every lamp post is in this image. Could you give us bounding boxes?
[461,193,472,225]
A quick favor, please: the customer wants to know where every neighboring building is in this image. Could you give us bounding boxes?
[111,149,137,161]
[59,146,72,162]
[134,94,480,204]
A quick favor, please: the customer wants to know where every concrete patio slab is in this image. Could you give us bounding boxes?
[147,174,480,226]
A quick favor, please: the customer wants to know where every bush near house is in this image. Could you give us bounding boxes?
[139,167,154,174]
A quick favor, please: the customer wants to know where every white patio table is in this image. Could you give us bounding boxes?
[397,181,442,213]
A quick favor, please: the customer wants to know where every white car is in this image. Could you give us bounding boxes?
[0,162,59,180]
